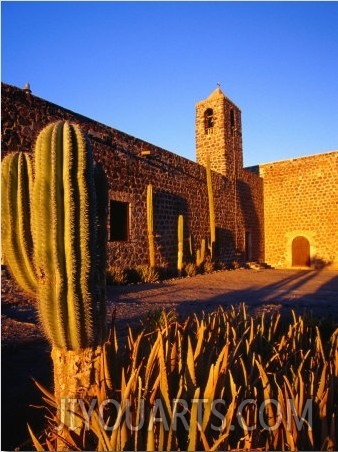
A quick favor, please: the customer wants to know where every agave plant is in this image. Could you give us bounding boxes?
[135,264,159,283]
[28,304,337,451]
[107,265,127,286]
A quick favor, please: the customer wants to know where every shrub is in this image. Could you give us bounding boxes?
[135,265,159,283]
[183,262,198,277]
[201,257,215,274]
[140,308,178,332]
[106,265,127,285]
[156,265,175,281]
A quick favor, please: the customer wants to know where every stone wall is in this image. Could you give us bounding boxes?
[258,152,338,269]
[1,83,264,271]
[195,88,243,178]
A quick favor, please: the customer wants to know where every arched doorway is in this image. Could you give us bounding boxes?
[292,236,310,267]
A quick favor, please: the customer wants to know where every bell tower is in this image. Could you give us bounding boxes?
[196,87,243,178]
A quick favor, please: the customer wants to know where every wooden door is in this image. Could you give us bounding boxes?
[292,236,310,267]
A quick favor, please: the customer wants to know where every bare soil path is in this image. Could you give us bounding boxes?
[107,268,338,331]
[2,268,338,450]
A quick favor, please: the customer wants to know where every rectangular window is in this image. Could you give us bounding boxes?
[110,201,129,241]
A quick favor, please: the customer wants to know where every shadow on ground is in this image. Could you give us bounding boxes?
[2,269,338,450]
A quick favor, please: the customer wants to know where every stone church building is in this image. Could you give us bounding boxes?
[2,83,337,271]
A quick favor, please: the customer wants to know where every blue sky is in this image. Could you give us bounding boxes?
[2,1,338,167]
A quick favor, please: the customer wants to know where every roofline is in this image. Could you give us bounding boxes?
[258,149,338,167]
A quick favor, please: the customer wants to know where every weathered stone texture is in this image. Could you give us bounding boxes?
[196,88,243,178]
[4,83,334,271]
[259,153,338,269]
[1,83,264,271]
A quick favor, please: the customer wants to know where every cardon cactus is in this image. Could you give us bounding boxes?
[196,238,206,267]
[177,214,184,274]
[206,154,216,258]
[34,121,107,350]
[2,121,106,350]
[1,121,108,445]
[147,183,156,268]
[1,152,36,295]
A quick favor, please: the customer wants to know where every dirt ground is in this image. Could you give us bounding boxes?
[2,267,338,450]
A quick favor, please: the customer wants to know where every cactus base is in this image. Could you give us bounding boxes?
[51,345,103,449]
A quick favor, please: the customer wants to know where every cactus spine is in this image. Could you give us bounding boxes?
[1,121,108,444]
[147,184,156,268]
[206,154,216,258]
[1,152,37,295]
[177,214,184,274]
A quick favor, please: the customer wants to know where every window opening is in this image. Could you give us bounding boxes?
[230,109,235,135]
[204,108,214,135]
[110,201,129,241]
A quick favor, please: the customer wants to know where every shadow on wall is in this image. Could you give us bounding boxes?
[310,255,333,270]
[153,190,189,269]
[237,179,262,263]
[152,191,239,269]
[215,227,236,264]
